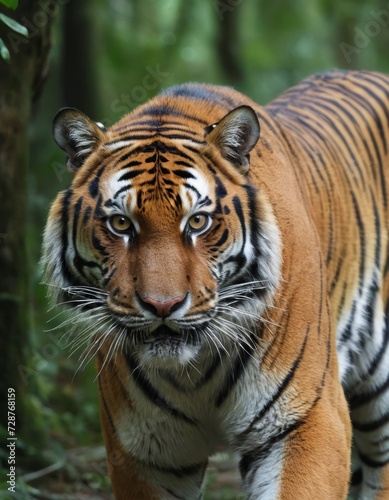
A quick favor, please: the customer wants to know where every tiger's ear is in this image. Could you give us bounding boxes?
[204,106,260,174]
[53,107,107,171]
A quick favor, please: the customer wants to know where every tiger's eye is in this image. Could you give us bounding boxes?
[108,215,132,234]
[187,214,209,232]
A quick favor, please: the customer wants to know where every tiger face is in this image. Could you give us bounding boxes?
[43,102,281,368]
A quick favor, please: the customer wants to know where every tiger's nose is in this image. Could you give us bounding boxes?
[139,295,187,317]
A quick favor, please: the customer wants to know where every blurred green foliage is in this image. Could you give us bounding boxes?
[0,0,18,8]
[9,0,389,495]
[0,0,27,61]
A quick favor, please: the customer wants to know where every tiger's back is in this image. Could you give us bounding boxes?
[267,70,389,498]
[267,70,389,379]
[43,70,389,499]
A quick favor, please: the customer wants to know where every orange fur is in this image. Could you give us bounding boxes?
[43,70,389,499]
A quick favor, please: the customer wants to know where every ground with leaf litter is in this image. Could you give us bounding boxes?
[22,447,243,499]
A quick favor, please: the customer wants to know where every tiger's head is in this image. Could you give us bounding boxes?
[42,91,281,368]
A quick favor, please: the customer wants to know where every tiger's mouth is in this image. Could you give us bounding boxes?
[144,324,182,344]
[135,323,202,363]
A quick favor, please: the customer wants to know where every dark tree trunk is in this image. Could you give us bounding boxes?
[61,0,99,116]
[0,0,56,434]
[214,0,245,86]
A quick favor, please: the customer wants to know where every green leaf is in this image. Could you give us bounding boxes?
[0,0,18,9]
[0,13,28,37]
[0,37,10,62]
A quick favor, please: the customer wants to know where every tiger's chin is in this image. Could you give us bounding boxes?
[133,324,202,367]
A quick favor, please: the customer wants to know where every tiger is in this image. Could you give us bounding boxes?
[42,69,389,499]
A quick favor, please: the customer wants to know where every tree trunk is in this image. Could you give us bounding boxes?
[214,0,245,86]
[61,0,99,117]
[0,0,56,434]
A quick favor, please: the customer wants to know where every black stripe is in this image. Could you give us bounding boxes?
[113,185,133,199]
[286,78,383,154]
[317,260,324,337]
[359,451,389,468]
[153,460,207,478]
[118,169,146,182]
[89,165,105,200]
[126,356,197,425]
[351,468,363,486]
[215,176,227,198]
[351,73,389,153]
[160,354,221,392]
[160,134,205,143]
[119,158,142,168]
[298,96,366,184]
[325,195,334,266]
[287,125,320,194]
[158,143,197,162]
[353,410,389,432]
[120,124,199,137]
[175,160,194,169]
[239,418,302,480]
[138,105,208,125]
[207,162,216,175]
[241,340,332,483]
[232,195,246,254]
[274,123,309,199]
[245,182,261,252]
[314,89,380,189]
[349,371,389,411]
[263,306,291,366]
[385,248,389,276]
[318,335,332,394]
[214,228,229,247]
[349,311,389,400]
[371,433,389,445]
[337,281,348,323]
[372,195,382,269]
[71,196,101,276]
[363,279,380,344]
[161,84,237,108]
[97,375,116,435]
[89,176,100,199]
[329,249,345,295]
[322,80,389,209]
[92,230,108,256]
[291,103,365,183]
[112,134,160,142]
[183,182,201,199]
[215,339,256,407]
[115,131,203,144]
[239,329,309,438]
[339,300,357,344]
[60,189,75,285]
[198,196,212,208]
[195,355,221,389]
[173,169,195,179]
[106,142,152,155]
[350,191,366,292]
[282,106,354,196]
[163,489,184,500]
[145,153,157,164]
[110,140,199,164]
[94,194,105,218]
[102,268,117,287]
[82,205,93,225]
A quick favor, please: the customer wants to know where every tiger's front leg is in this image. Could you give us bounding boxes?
[97,352,208,500]
[100,427,207,500]
[238,391,351,499]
